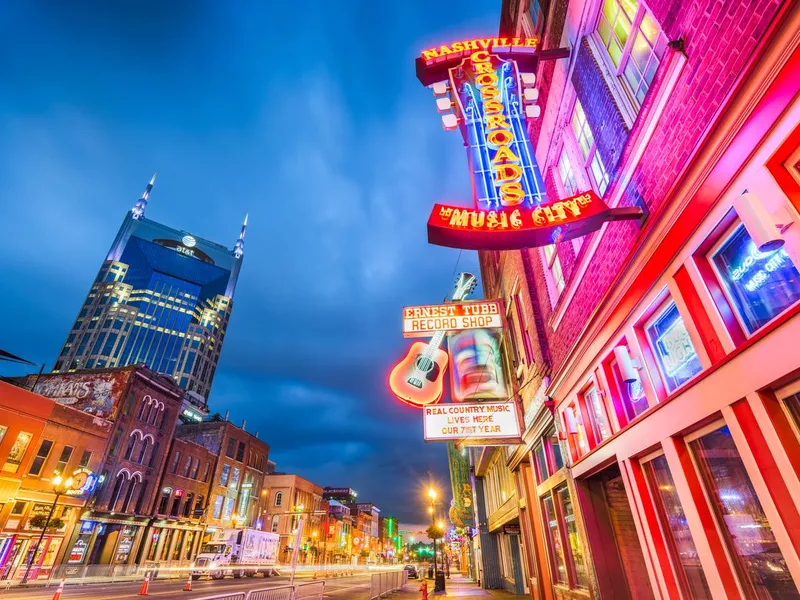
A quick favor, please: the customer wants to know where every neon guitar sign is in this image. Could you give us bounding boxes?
[389,273,478,407]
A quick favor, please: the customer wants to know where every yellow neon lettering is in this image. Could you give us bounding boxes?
[451,42,464,52]
[470,212,485,228]
[473,61,494,75]
[487,128,513,146]
[491,145,520,163]
[493,164,522,183]
[480,86,500,100]
[484,114,511,130]
[463,40,479,51]
[449,209,470,228]
[532,207,546,226]
[510,210,522,228]
[525,38,538,48]
[478,39,492,49]
[422,49,439,60]
[470,50,491,63]
[499,182,525,206]
[475,73,499,87]
[562,200,581,217]
[484,100,504,114]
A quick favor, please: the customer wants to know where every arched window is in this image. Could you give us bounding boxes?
[150,403,162,426]
[124,433,139,461]
[271,515,279,533]
[194,496,204,519]
[148,442,160,468]
[137,398,148,420]
[275,491,283,507]
[122,474,141,513]
[137,437,151,464]
[109,471,129,511]
[157,490,170,515]
[183,493,194,518]
[135,480,148,514]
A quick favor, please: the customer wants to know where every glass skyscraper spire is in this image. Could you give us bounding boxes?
[54,175,246,403]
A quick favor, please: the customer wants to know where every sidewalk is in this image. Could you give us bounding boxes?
[391,574,526,598]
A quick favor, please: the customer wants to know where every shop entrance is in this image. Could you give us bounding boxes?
[582,463,654,600]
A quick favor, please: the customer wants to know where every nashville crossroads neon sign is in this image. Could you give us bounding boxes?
[417,40,642,250]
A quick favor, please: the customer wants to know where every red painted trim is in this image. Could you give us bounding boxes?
[671,438,742,597]
[674,265,727,363]
[575,387,599,450]
[731,399,800,556]
[756,390,800,484]
[634,326,667,401]
[766,120,800,211]
[601,351,630,429]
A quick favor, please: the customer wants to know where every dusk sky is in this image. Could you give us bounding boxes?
[0,1,498,522]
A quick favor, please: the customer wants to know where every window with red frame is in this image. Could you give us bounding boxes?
[609,356,649,421]
[562,403,589,459]
[533,428,564,484]
[581,381,613,443]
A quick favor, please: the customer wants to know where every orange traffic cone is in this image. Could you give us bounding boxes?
[139,573,150,596]
[184,572,192,592]
[52,579,65,600]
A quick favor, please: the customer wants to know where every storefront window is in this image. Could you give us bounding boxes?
[646,302,702,392]
[542,494,567,585]
[2,432,33,473]
[611,357,649,420]
[584,383,612,442]
[690,426,799,598]
[712,224,800,333]
[557,486,588,588]
[644,455,711,599]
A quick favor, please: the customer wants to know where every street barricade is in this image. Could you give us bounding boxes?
[369,569,408,599]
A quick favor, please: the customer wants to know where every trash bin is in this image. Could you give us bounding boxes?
[435,572,446,592]
[427,566,434,579]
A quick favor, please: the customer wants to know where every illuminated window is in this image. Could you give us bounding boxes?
[557,147,578,197]
[644,454,711,598]
[571,100,609,195]
[690,426,799,598]
[533,428,564,484]
[563,403,589,458]
[710,223,800,334]
[645,301,702,392]
[610,357,649,420]
[543,245,565,294]
[272,515,279,533]
[3,432,33,474]
[596,0,667,106]
[212,495,223,519]
[541,494,567,584]
[557,486,589,588]
[275,491,283,507]
[219,464,231,486]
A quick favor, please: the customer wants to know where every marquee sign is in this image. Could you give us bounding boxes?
[402,300,503,337]
[417,38,642,250]
[423,401,522,445]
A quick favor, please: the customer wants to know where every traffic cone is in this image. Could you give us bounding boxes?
[139,573,150,596]
[184,572,192,592]
[52,579,65,600]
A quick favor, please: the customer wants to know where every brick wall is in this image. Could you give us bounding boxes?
[531,0,784,372]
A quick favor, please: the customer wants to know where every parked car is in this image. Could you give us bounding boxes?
[404,564,418,578]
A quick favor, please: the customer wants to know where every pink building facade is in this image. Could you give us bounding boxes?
[473,0,800,598]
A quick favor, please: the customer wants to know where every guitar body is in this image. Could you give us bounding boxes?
[389,342,449,407]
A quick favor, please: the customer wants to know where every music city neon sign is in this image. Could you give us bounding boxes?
[417,39,642,250]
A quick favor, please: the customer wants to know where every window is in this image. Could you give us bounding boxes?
[543,245,565,294]
[124,435,138,461]
[28,439,54,476]
[644,455,711,599]
[542,494,567,584]
[0,426,7,446]
[190,458,200,479]
[222,497,235,521]
[711,224,800,334]
[557,147,578,197]
[182,455,192,477]
[583,383,612,442]
[54,446,74,475]
[220,464,231,486]
[596,0,667,105]
[557,486,589,588]
[226,439,236,459]
[183,494,194,518]
[230,467,240,489]
[148,442,159,468]
[610,356,649,420]
[571,100,609,195]
[275,491,283,507]
[533,429,563,483]
[512,294,534,364]
[236,442,245,463]
[645,301,702,392]
[690,426,799,598]
[11,501,27,515]
[212,495,224,519]
[78,450,92,469]
[202,462,211,482]
[563,403,589,458]
[170,451,181,474]
[3,431,33,473]
[136,438,150,465]
[271,515,279,533]
[529,0,545,36]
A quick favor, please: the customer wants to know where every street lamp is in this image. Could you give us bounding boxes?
[22,474,73,584]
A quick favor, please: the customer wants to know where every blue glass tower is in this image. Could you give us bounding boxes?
[54,175,246,404]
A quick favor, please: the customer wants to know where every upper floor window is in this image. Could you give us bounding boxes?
[275,491,283,507]
[557,147,578,197]
[28,439,54,476]
[543,245,565,295]
[596,0,667,106]
[582,382,613,443]
[645,301,702,393]
[571,100,609,195]
[710,223,800,335]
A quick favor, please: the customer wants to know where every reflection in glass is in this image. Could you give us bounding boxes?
[690,426,799,598]
[558,486,589,588]
[585,385,612,441]
[646,302,702,392]
[645,455,711,598]
[542,494,567,584]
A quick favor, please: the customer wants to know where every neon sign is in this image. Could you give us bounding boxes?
[729,241,790,292]
[416,42,642,250]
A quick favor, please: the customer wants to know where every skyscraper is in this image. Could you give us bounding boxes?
[53,175,246,404]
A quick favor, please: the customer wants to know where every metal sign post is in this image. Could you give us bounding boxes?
[289,517,305,588]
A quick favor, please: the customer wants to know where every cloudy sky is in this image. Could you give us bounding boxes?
[0,1,498,521]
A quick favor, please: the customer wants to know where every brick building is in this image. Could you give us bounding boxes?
[466,0,800,598]
[0,381,109,580]
[261,473,324,564]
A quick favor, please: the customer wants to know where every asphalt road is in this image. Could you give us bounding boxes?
[0,574,374,600]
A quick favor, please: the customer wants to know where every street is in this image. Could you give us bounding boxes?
[0,574,375,600]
